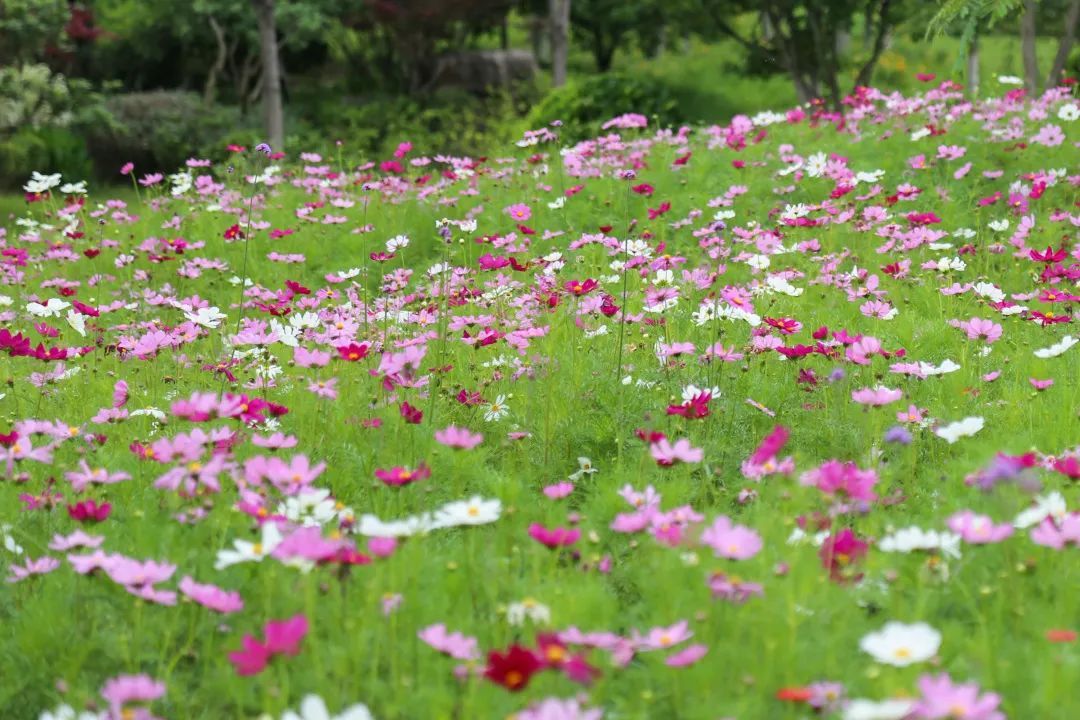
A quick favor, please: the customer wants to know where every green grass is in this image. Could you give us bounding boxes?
[0,77,1078,720]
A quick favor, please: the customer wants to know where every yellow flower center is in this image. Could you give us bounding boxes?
[253,543,264,555]
[188,462,202,473]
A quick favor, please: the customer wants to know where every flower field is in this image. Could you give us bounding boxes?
[2,80,1079,720]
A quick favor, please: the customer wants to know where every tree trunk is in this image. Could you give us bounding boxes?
[1048,0,1080,87]
[205,16,228,105]
[1021,0,1040,94]
[252,0,284,149]
[549,0,570,87]
[854,0,893,90]
[967,33,981,98]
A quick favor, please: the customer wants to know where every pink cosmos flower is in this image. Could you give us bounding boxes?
[543,482,574,499]
[897,404,926,424]
[946,511,1014,544]
[957,318,1003,343]
[6,556,60,583]
[708,572,765,603]
[1029,377,1054,391]
[638,620,692,650]
[1030,513,1080,549]
[64,460,131,492]
[418,623,481,661]
[48,530,104,551]
[528,523,581,548]
[368,537,398,558]
[100,674,166,718]
[435,426,483,450]
[665,643,708,667]
[913,673,1004,719]
[505,203,532,222]
[517,697,603,720]
[307,377,339,399]
[179,576,244,613]
[700,516,763,560]
[649,438,704,466]
[851,386,903,406]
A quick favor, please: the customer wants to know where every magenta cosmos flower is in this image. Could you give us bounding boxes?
[228,614,309,676]
[528,523,581,548]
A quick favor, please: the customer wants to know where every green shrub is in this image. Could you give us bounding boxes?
[299,89,526,160]
[85,91,247,176]
[525,72,680,142]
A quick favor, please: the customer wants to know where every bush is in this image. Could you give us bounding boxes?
[85,91,247,177]
[525,72,680,142]
[0,64,99,188]
[298,89,526,159]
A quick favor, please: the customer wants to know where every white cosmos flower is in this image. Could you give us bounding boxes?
[483,394,510,422]
[24,171,62,194]
[842,698,917,720]
[130,408,167,422]
[278,488,341,527]
[681,384,720,402]
[859,621,941,666]
[432,496,502,527]
[60,181,87,195]
[1058,103,1079,121]
[987,218,1010,232]
[936,256,966,272]
[184,306,227,329]
[65,309,86,337]
[281,694,374,720]
[1034,335,1077,359]
[385,234,409,253]
[507,598,551,626]
[38,704,105,720]
[918,359,960,376]
[0,295,12,306]
[568,456,597,481]
[935,416,984,443]
[910,127,932,141]
[2,524,25,555]
[1014,491,1067,529]
[547,196,566,209]
[972,282,1005,303]
[27,298,71,318]
[805,152,827,177]
[214,522,283,569]
[997,75,1023,85]
[879,527,961,559]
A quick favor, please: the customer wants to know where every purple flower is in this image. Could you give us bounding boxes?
[254,143,273,156]
[884,425,913,445]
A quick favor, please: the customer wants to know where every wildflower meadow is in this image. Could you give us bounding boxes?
[1,80,1079,720]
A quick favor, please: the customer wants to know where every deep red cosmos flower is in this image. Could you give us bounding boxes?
[483,644,543,692]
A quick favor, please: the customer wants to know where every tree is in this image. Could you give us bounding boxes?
[1020,0,1038,93]
[1048,0,1080,86]
[251,0,284,148]
[549,0,570,86]
[704,0,901,107]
